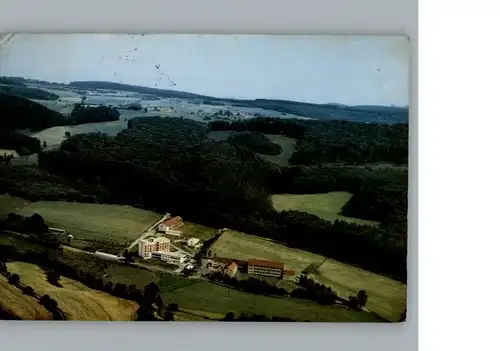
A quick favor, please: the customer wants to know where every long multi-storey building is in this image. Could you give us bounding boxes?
[138,237,171,259]
[150,251,187,265]
[247,259,285,278]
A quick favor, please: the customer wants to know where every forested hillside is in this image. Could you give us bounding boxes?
[0,115,408,281]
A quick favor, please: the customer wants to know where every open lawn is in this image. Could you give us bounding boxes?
[16,201,162,254]
[208,229,406,322]
[6,261,139,320]
[0,274,52,320]
[162,280,380,322]
[0,195,30,220]
[209,230,325,274]
[312,259,407,322]
[259,134,297,166]
[271,191,380,226]
[180,221,219,241]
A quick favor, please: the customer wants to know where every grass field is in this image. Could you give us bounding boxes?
[312,260,407,322]
[0,274,53,320]
[0,195,30,220]
[271,191,380,226]
[180,221,219,241]
[6,262,139,320]
[208,229,406,322]
[259,134,297,166]
[16,201,162,254]
[161,280,379,322]
[209,230,325,274]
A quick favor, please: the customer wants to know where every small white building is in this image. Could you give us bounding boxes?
[187,238,201,248]
[151,251,187,265]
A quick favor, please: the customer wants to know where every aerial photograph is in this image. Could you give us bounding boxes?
[0,34,408,322]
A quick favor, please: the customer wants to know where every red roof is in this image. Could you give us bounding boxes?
[248,259,285,270]
[227,262,239,272]
[283,269,296,276]
[163,216,183,226]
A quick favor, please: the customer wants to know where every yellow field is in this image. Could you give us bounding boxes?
[209,229,406,321]
[6,262,138,321]
[210,230,325,273]
[16,200,162,253]
[312,259,406,321]
[0,274,52,320]
[271,191,380,226]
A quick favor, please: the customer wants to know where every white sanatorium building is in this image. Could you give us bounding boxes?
[138,237,171,259]
[138,236,187,265]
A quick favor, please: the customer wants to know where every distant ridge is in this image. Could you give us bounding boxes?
[1,77,409,124]
[68,81,408,124]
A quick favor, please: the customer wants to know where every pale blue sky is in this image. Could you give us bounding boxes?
[0,34,408,106]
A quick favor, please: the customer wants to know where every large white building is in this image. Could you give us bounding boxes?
[138,237,171,259]
[151,251,187,265]
[247,259,285,278]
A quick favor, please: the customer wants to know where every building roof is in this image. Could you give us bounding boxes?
[227,262,239,272]
[152,250,185,257]
[163,216,183,226]
[141,236,171,244]
[283,269,296,276]
[248,259,285,269]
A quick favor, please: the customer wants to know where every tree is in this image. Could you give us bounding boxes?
[222,312,235,321]
[8,273,20,285]
[143,282,160,302]
[104,281,114,293]
[155,295,164,316]
[167,303,179,312]
[163,311,174,321]
[47,270,61,286]
[357,290,368,308]
[22,285,35,296]
[0,261,6,273]
[39,294,51,306]
[123,249,133,263]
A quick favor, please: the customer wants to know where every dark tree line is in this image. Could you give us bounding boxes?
[210,117,408,165]
[291,275,339,305]
[0,131,41,155]
[67,104,120,125]
[0,93,67,132]
[0,85,59,100]
[207,271,288,297]
[226,131,282,155]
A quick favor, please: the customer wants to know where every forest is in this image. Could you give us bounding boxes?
[0,93,408,281]
[8,116,406,281]
[226,131,283,155]
[67,104,120,125]
[0,85,59,100]
[210,117,408,165]
[0,94,120,154]
[1,93,67,132]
